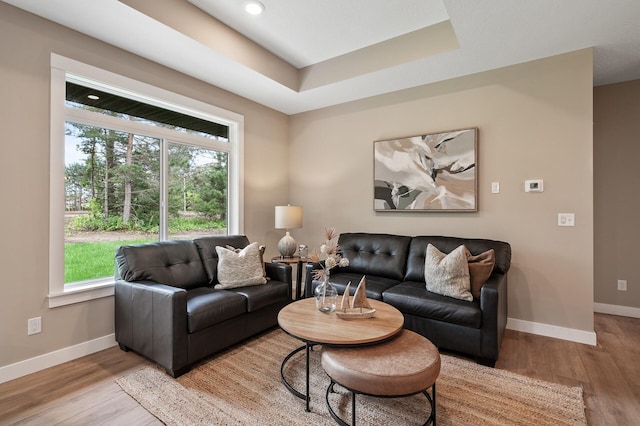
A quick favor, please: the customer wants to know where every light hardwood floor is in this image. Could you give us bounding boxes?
[1,313,638,425]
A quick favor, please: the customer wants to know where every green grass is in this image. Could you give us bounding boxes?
[64,238,154,283]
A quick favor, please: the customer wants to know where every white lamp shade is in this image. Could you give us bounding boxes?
[275,205,302,229]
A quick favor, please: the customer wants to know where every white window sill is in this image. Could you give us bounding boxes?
[48,279,114,308]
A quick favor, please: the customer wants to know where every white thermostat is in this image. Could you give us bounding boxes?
[524,179,544,193]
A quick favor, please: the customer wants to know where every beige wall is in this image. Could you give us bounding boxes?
[594,80,640,308]
[290,50,594,332]
[0,3,289,368]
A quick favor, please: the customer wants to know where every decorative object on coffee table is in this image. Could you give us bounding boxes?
[336,276,376,319]
[275,205,303,257]
[314,273,338,313]
[308,227,349,280]
[340,282,352,310]
[309,227,349,312]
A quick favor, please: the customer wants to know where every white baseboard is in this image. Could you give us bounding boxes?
[594,303,640,319]
[0,334,117,385]
[506,318,597,346]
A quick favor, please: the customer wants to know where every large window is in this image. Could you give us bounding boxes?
[50,55,244,307]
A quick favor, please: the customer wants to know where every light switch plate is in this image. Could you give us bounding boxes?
[558,213,575,227]
[491,182,500,193]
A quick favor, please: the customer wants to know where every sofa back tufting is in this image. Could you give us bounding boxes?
[115,240,208,290]
[338,233,412,281]
[115,235,259,289]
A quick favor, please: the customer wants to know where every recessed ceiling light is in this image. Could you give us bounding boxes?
[244,1,264,15]
[87,94,100,100]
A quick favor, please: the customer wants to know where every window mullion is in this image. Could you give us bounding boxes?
[160,138,168,241]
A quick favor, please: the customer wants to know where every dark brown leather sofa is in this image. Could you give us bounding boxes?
[306,233,511,366]
[114,235,292,377]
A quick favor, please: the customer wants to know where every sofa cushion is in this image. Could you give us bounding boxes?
[186,288,247,333]
[382,281,482,328]
[214,242,267,289]
[466,247,495,299]
[405,236,512,282]
[231,280,290,312]
[115,240,208,290]
[424,244,473,302]
[322,272,401,300]
[338,233,411,281]
[193,235,252,285]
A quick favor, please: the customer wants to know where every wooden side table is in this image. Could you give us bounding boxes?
[271,256,308,300]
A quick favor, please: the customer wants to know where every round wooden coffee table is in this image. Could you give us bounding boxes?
[278,298,404,412]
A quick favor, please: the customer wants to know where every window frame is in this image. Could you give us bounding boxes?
[49,54,244,308]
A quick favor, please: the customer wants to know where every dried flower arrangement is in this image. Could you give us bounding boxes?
[309,227,349,280]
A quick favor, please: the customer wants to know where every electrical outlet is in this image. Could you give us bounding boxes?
[618,280,627,291]
[28,317,42,335]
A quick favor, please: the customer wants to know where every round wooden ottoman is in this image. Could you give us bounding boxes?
[321,329,441,426]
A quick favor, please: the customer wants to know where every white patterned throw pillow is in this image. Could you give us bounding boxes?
[215,242,267,289]
[424,244,473,301]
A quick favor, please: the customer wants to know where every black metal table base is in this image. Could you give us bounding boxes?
[325,380,437,426]
[280,342,312,412]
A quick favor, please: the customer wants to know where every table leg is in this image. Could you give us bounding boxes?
[306,342,310,411]
[280,342,312,412]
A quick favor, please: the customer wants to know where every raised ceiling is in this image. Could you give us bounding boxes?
[3,0,640,114]
[188,0,450,68]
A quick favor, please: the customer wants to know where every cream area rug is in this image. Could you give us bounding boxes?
[117,329,587,425]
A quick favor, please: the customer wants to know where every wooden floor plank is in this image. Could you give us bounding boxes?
[0,348,151,425]
[578,344,640,424]
[494,329,519,371]
[0,313,638,425]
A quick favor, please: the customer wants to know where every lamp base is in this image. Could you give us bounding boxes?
[278,231,297,257]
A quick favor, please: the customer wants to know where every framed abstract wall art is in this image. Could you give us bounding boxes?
[374,128,478,212]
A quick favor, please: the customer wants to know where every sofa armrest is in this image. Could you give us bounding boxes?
[265,262,292,282]
[265,262,293,298]
[114,279,189,376]
[478,273,508,361]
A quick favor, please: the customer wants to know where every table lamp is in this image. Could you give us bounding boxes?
[275,205,302,257]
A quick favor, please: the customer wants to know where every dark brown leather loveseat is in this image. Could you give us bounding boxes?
[114,235,292,377]
[306,233,511,366]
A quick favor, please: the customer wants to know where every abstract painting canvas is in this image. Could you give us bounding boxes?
[374,128,477,211]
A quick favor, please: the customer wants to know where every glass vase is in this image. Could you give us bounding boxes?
[314,274,338,313]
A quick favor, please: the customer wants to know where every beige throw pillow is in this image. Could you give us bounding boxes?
[226,244,268,279]
[465,247,495,299]
[424,244,473,301]
[215,242,267,289]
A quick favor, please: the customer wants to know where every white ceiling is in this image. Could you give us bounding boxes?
[4,0,640,115]
[188,0,451,68]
